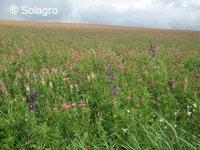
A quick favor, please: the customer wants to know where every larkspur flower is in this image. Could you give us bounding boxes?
[31,97,37,103]
[30,90,37,98]
[110,74,115,81]
[27,90,39,111]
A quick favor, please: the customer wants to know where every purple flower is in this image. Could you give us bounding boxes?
[27,90,39,111]
[110,74,116,81]
[112,85,119,96]
[108,69,116,81]
[30,90,37,98]
[31,97,37,103]
[150,42,158,57]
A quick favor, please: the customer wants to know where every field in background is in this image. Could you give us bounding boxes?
[0,20,200,149]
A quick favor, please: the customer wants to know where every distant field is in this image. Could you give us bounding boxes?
[0,20,200,149]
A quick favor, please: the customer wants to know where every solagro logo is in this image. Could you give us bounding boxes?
[10,6,59,16]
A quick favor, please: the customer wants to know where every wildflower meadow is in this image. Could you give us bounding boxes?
[0,21,200,149]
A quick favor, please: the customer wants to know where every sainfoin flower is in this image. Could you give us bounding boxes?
[61,101,87,110]
[112,99,117,105]
[61,103,76,110]
[127,96,132,101]
[79,101,87,109]
[149,41,158,57]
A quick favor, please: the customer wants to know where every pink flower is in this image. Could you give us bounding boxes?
[192,114,197,119]
[79,101,87,109]
[112,99,117,105]
[61,103,76,110]
[127,96,132,101]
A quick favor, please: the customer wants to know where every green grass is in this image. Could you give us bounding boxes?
[0,21,200,149]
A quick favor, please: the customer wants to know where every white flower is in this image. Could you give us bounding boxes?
[193,103,197,108]
[21,97,26,101]
[127,109,130,113]
[187,111,192,116]
[26,86,30,93]
[75,84,79,91]
[159,118,164,123]
[174,112,177,116]
[70,85,73,93]
[87,75,91,81]
[91,72,96,79]
[70,84,73,88]
[49,81,53,89]
[41,79,45,85]
[122,128,128,133]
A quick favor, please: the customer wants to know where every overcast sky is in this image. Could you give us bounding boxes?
[0,0,200,30]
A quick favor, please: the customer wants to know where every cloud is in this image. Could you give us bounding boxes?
[0,0,199,30]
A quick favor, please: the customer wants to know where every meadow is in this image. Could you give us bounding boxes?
[0,20,200,149]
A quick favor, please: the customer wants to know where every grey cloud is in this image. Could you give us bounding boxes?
[0,0,199,30]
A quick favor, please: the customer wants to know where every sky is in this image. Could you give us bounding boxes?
[0,0,200,30]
